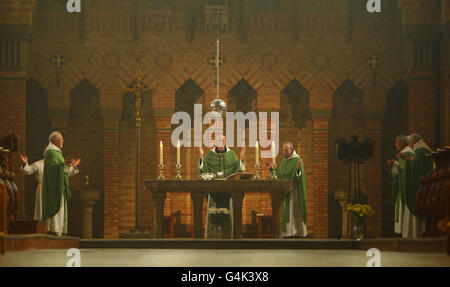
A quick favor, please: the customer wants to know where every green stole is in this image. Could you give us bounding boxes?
[272,153,307,231]
[42,149,70,221]
[404,144,434,219]
[198,148,242,207]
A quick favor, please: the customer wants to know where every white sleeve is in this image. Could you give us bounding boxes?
[239,160,245,172]
[69,166,79,177]
[391,160,399,175]
[22,163,35,175]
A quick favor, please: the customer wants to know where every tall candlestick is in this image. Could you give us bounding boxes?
[176,140,182,179]
[255,141,259,166]
[177,140,181,166]
[159,141,163,166]
[254,141,260,180]
[271,141,276,165]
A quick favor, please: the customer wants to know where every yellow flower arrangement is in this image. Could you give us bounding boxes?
[347,203,374,225]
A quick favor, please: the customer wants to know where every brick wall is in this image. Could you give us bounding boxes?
[0,0,446,239]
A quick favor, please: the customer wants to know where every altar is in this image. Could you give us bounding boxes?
[144,180,291,239]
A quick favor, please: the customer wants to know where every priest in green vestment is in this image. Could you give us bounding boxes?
[401,133,434,238]
[267,142,307,238]
[198,135,246,238]
[42,132,80,236]
[387,135,414,236]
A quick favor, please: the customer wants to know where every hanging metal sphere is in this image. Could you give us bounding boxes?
[210,98,227,115]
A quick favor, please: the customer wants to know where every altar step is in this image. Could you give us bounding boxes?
[79,237,446,253]
[6,234,79,252]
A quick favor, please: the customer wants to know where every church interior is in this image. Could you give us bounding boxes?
[0,0,450,267]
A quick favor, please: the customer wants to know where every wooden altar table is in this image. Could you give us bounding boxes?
[144,180,291,239]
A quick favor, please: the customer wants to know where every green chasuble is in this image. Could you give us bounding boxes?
[271,152,307,232]
[391,147,414,222]
[198,147,243,207]
[404,140,434,219]
[42,147,70,221]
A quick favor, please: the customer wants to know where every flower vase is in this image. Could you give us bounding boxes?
[212,224,224,239]
[352,221,364,241]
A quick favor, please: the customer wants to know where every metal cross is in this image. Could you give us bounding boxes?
[121,69,156,233]
[368,56,381,86]
[368,56,381,69]
[123,69,154,127]
[53,55,65,68]
[210,55,222,68]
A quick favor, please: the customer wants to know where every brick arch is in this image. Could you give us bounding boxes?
[228,79,258,113]
[381,79,409,236]
[66,78,104,238]
[280,79,311,129]
[328,78,365,238]
[25,78,51,218]
[175,78,205,116]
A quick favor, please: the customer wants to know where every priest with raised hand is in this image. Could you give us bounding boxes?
[266,142,307,238]
[401,133,433,238]
[387,135,413,236]
[198,134,246,238]
[20,146,80,221]
[42,131,80,236]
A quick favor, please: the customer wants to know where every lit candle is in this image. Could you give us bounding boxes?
[271,141,276,165]
[159,141,163,166]
[177,140,181,166]
[255,141,259,166]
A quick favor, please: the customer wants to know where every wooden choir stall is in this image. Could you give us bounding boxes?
[415,146,450,255]
[0,135,20,254]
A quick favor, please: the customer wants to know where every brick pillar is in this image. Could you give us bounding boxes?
[399,0,441,148]
[309,82,333,238]
[310,110,331,238]
[0,0,34,219]
[0,80,26,219]
[363,110,385,238]
[102,109,121,238]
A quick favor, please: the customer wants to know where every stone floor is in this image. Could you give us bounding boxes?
[1,248,449,267]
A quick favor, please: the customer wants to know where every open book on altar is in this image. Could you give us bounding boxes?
[225,172,254,180]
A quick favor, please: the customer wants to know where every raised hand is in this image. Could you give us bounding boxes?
[72,159,81,167]
[20,154,28,165]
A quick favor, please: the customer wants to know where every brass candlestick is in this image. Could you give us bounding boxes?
[176,163,182,180]
[270,163,278,180]
[157,163,165,180]
[254,163,261,179]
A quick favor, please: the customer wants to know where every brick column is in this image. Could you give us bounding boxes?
[0,0,34,219]
[309,82,333,238]
[363,110,385,238]
[310,110,331,238]
[102,109,121,238]
[399,0,441,148]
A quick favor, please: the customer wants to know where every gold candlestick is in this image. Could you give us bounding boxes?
[176,163,182,180]
[157,163,165,180]
[270,163,278,180]
[254,163,261,180]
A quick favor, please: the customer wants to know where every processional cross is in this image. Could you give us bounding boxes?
[122,69,155,236]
